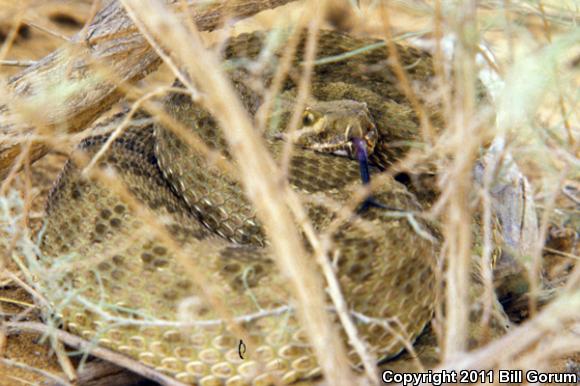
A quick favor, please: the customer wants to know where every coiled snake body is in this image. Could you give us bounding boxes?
[40,31,441,385]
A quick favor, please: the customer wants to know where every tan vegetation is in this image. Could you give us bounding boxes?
[0,1,578,385]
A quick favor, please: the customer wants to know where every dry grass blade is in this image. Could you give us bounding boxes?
[118,1,358,385]
[0,59,36,67]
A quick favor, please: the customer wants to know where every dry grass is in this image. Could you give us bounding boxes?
[0,0,579,385]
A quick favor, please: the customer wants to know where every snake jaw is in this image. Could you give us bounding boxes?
[298,105,378,159]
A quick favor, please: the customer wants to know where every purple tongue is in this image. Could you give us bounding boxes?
[351,138,401,212]
[351,137,370,185]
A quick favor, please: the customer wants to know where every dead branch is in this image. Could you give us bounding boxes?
[0,0,298,179]
[42,360,149,386]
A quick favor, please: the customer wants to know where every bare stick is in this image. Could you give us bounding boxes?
[0,60,36,67]
[43,360,147,386]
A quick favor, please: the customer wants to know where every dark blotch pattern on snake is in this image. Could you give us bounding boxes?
[39,30,441,385]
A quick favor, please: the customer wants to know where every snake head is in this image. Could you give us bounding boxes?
[295,100,378,158]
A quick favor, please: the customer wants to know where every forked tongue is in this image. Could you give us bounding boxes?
[351,137,370,185]
[352,137,400,212]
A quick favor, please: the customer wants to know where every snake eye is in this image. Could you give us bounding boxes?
[302,110,316,126]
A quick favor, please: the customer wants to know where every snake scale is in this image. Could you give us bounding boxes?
[39,30,442,385]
